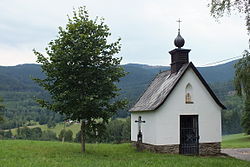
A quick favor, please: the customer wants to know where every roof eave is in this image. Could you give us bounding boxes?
[154,62,226,110]
[129,109,155,112]
[188,62,226,110]
[129,62,226,112]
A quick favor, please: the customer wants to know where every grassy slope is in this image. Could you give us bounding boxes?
[10,119,126,137]
[222,133,250,148]
[0,140,249,167]
[11,123,81,137]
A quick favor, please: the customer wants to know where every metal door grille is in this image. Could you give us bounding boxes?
[180,115,199,155]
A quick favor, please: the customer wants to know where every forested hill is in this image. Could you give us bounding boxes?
[122,60,236,84]
[0,60,238,129]
[0,64,44,91]
[0,60,237,92]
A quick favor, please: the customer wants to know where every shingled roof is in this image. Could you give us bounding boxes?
[129,62,226,112]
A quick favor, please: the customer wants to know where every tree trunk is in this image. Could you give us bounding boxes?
[62,121,66,143]
[81,120,86,153]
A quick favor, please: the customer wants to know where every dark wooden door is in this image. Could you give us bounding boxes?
[180,115,199,155]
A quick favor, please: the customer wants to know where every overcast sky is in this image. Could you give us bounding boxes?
[0,0,248,67]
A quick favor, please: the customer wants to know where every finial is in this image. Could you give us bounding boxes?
[177,18,181,34]
[174,18,185,48]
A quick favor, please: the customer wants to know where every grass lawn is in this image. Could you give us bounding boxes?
[222,133,250,148]
[0,140,249,167]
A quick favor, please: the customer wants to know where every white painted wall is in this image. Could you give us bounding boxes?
[131,67,222,145]
[131,111,156,144]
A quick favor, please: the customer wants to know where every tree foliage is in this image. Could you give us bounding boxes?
[234,50,250,134]
[40,130,57,141]
[235,51,250,97]
[209,0,250,33]
[0,97,4,123]
[75,118,131,143]
[222,95,244,134]
[33,7,127,152]
[15,127,57,140]
[209,0,250,133]
[59,129,73,142]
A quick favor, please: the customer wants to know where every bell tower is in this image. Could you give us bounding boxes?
[169,19,191,74]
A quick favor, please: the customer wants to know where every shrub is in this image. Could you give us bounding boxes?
[59,129,73,142]
[40,130,57,141]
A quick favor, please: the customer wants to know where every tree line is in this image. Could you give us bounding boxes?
[0,118,131,144]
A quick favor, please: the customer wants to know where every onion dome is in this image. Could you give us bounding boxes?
[174,31,185,48]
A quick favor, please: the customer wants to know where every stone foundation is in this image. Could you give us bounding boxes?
[132,142,221,155]
[132,142,179,154]
[199,142,221,155]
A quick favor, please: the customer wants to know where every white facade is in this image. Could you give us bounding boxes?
[131,68,222,145]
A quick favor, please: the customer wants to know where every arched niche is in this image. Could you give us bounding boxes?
[185,83,193,104]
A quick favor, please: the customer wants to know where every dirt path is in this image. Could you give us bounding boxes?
[221,148,250,161]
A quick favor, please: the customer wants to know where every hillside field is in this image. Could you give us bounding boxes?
[0,140,250,167]
[10,122,81,137]
[222,133,250,148]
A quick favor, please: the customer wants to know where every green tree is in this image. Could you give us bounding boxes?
[33,7,127,152]
[209,0,250,33]
[64,129,73,142]
[0,97,5,123]
[234,50,250,134]
[41,130,57,141]
[209,1,250,133]
[31,127,43,139]
[47,120,56,129]
[16,126,32,139]
[104,119,131,143]
[59,129,73,142]
[58,129,66,142]
[4,130,12,139]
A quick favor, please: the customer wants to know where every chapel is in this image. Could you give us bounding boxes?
[130,24,226,155]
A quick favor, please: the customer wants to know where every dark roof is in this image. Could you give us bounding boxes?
[129,62,226,112]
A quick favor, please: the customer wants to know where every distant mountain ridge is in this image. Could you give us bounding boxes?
[0,60,237,92]
[122,59,237,87]
[0,59,238,120]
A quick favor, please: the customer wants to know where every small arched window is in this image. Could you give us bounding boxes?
[185,83,193,104]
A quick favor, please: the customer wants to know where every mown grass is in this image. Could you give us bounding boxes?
[222,133,250,148]
[0,140,249,167]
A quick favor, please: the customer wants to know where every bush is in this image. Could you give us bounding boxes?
[31,127,42,139]
[65,130,73,142]
[104,118,131,143]
[40,130,57,141]
[59,129,73,142]
[47,120,56,129]
[75,118,131,143]
[4,130,12,139]
[0,130,12,139]
[16,127,54,140]
[16,126,32,139]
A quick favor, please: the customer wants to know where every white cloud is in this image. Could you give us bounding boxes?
[0,0,248,66]
[0,44,36,66]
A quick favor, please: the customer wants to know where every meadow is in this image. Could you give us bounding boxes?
[222,133,250,148]
[0,136,250,167]
[10,122,81,137]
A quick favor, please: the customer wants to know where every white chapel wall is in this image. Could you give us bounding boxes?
[131,111,156,144]
[153,68,222,145]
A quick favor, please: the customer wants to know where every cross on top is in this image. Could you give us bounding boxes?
[177,18,182,33]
